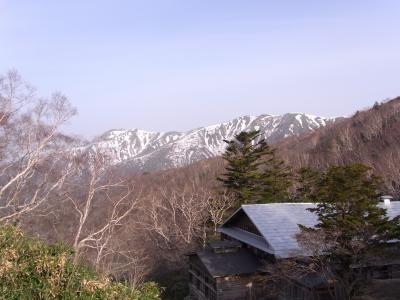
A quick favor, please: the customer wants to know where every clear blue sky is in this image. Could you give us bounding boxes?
[1,1,400,137]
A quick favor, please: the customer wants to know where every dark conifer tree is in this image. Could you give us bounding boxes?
[299,164,396,299]
[308,164,390,239]
[218,130,291,206]
[257,153,292,203]
[295,167,321,202]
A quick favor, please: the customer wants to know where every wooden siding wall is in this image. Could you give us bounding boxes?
[188,257,217,300]
[188,255,270,300]
[279,283,334,300]
[216,275,269,300]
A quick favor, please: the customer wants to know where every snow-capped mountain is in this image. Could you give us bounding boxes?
[84,113,342,172]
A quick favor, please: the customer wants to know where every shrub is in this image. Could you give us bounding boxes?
[0,225,161,300]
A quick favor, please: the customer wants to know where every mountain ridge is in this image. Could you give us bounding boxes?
[81,112,343,172]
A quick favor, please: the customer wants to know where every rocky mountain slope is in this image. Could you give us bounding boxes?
[82,113,340,172]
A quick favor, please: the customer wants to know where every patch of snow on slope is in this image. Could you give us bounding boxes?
[81,112,341,171]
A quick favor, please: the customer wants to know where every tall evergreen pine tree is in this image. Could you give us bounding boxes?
[300,164,396,299]
[218,130,291,206]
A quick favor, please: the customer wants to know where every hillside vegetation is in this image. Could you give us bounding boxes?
[278,98,400,196]
[0,224,160,300]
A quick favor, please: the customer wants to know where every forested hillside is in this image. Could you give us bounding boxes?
[278,97,400,196]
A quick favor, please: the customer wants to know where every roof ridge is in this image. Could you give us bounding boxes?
[241,203,315,206]
[241,206,275,252]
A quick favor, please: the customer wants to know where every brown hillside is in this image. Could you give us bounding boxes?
[150,97,400,197]
[277,97,400,196]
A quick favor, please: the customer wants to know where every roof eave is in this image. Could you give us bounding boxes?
[220,205,245,227]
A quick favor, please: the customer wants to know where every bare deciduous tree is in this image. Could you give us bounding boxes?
[64,151,141,269]
[0,70,76,222]
[206,190,235,235]
[263,230,337,299]
[133,179,212,268]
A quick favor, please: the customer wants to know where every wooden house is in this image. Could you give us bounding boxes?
[187,202,400,300]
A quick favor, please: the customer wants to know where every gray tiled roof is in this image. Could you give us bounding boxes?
[195,248,261,277]
[218,226,273,254]
[220,202,400,259]
[242,203,317,258]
